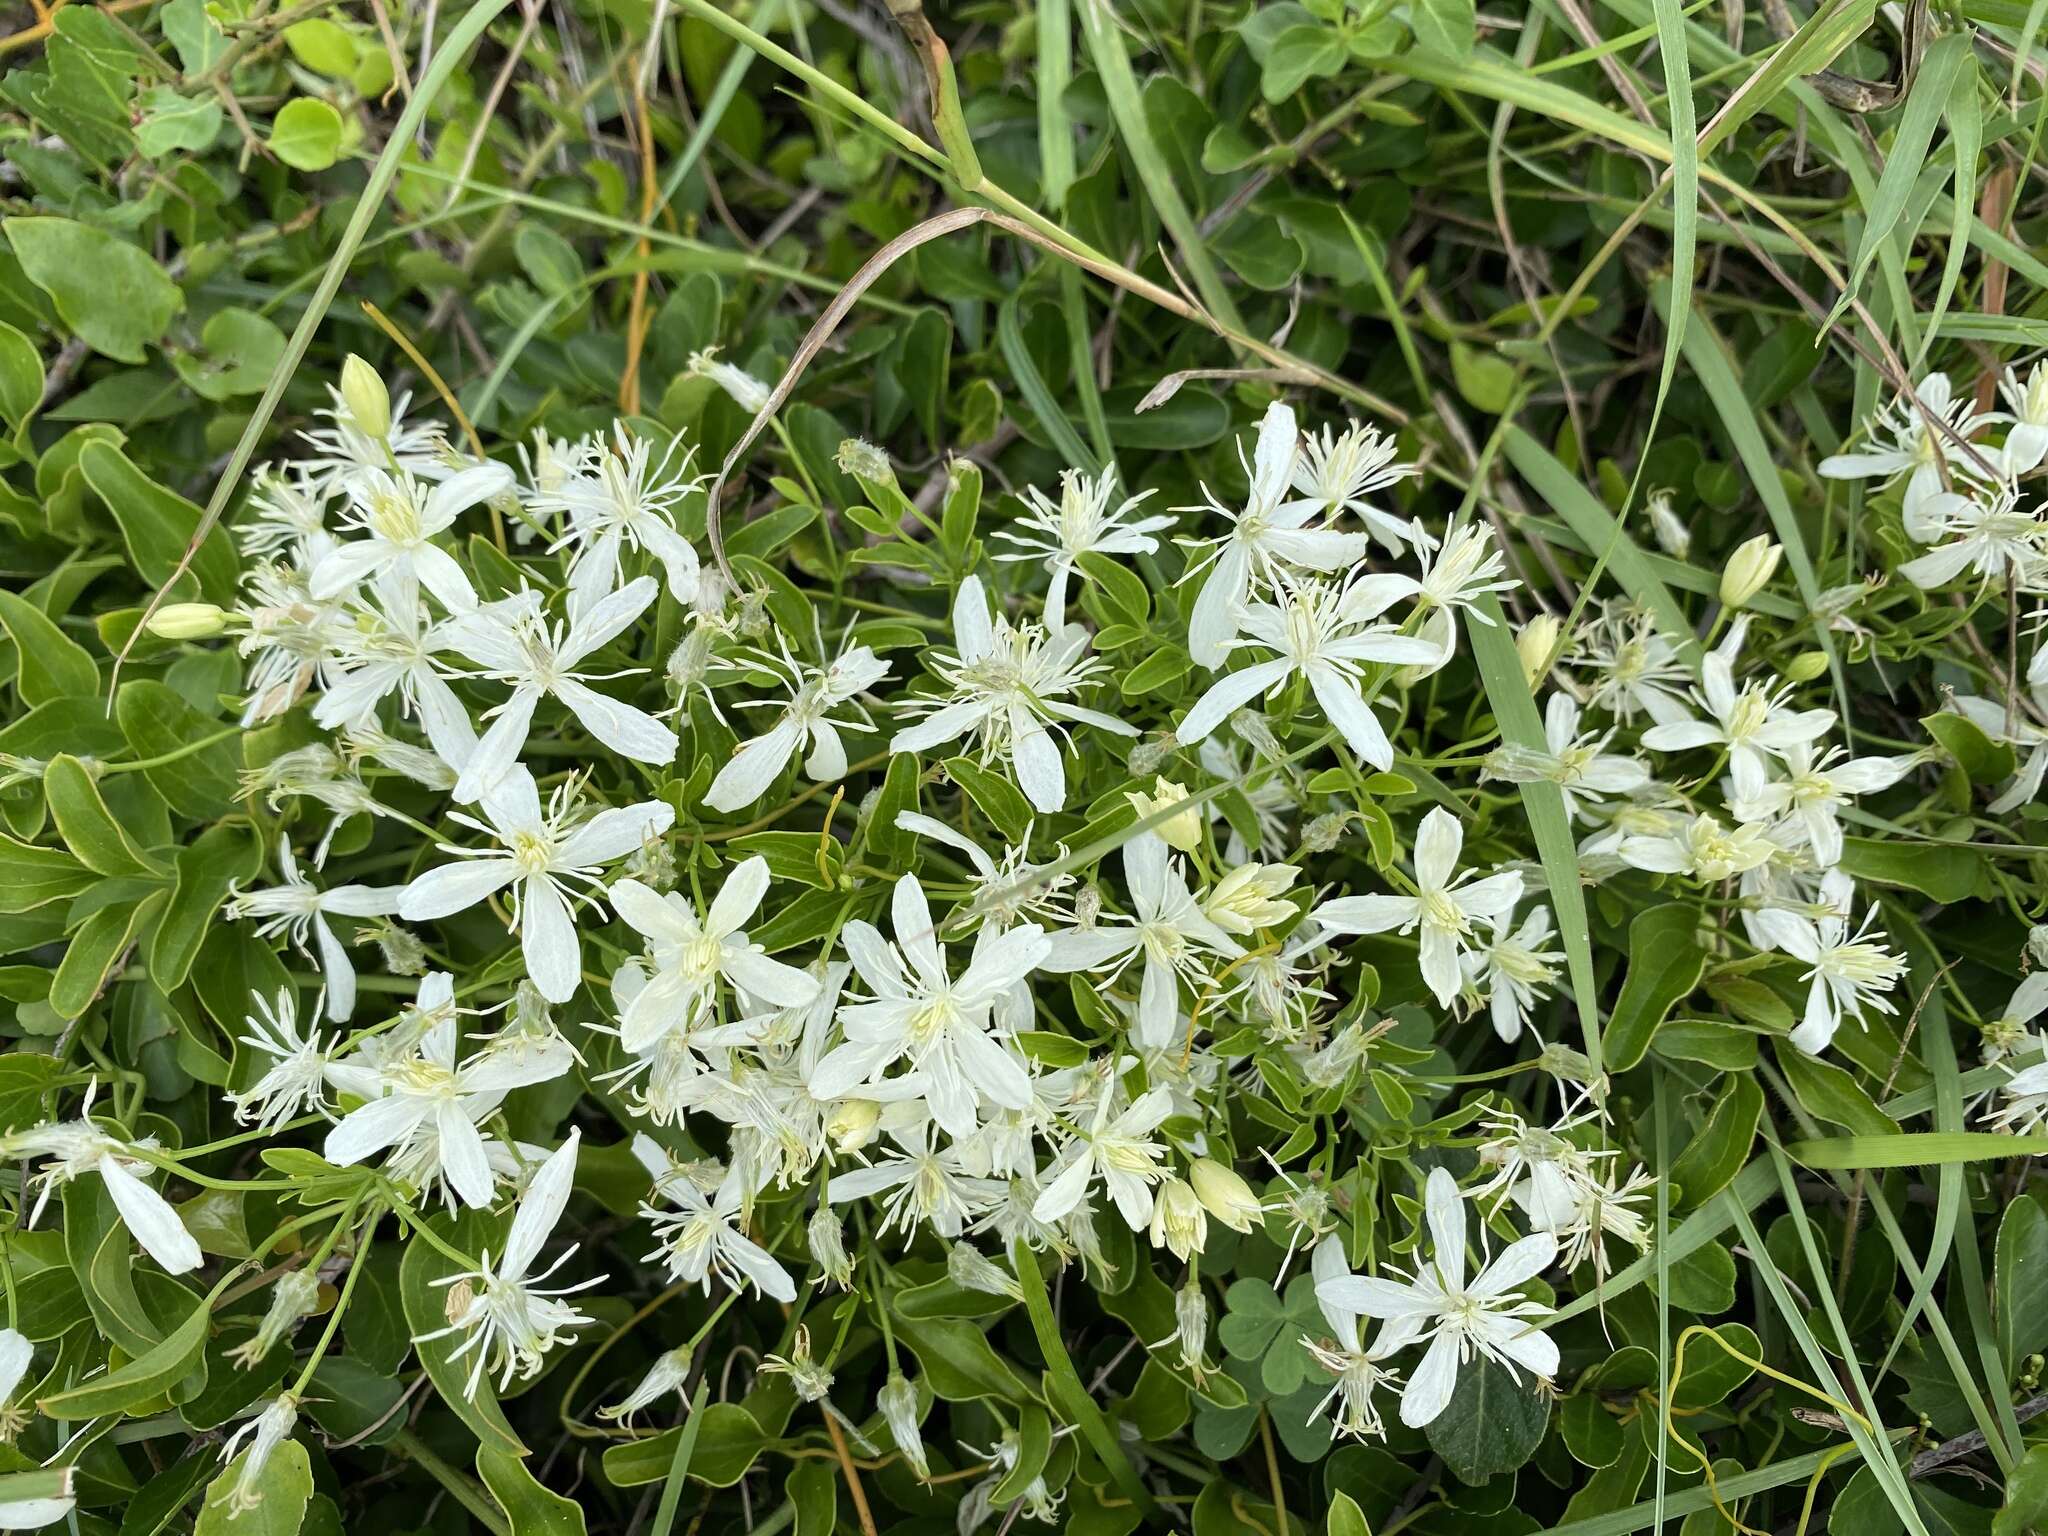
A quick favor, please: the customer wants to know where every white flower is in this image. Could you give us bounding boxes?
[1616,811,1777,882]
[1040,833,1242,1049]
[993,467,1173,630]
[889,575,1135,813]
[635,1138,796,1300]
[215,1395,299,1518]
[2002,361,2048,475]
[608,856,820,1053]
[0,1083,202,1275]
[829,1106,1003,1239]
[309,461,514,612]
[1030,1077,1174,1230]
[1465,906,1561,1043]
[1570,607,1692,726]
[1179,402,1371,668]
[705,640,891,812]
[415,1131,600,1397]
[1148,1176,1207,1258]
[538,423,704,617]
[1311,807,1524,1009]
[323,982,575,1209]
[442,577,675,802]
[1818,372,2001,539]
[0,1329,33,1441]
[891,812,1075,930]
[227,836,401,1021]
[1481,694,1650,823]
[1315,1167,1557,1428]
[1949,673,2048,813]
[1178,575,1438,770]
[1639,618,1835,799]
[878,1371,931,1480]
[1291,418,1426,554]
[230,988,335,1130]
[1750,870,1905,1054]
[1646,487,1690,558]
[810,873,1047,1138]
[1724,740,1915,867]
[1301,1236,1397,1440]
[311,568,476,765]
[398,768,675,1002]
[1898,483,2048,590]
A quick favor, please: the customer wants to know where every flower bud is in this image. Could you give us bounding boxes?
[1126,731,1176,778]
[1300,812,1351,853]
[1646,488,1690,559]
[1168,1277,1211,1376]
[1719,535,1781,609]
[947,1241,1022,1301]
[1188,1158,1263,1233]
[145,602,227,640]
[1516,613,1563,690]
[1783,650,1829,683]
[226,1269,322,1369]
[807,1206,854,1289]
[339,355,391,442]
[688,346,771,414]
[1204,863,1299,936]
[1126,777,1200,852]
[599,1345,693,1422]
[1148,1177,1208,1260]
[835,438,895,489]
[824,1098,880,1156]
[877,1372,930,1480]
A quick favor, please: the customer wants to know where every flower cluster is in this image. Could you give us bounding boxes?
[0,360,1965,1523]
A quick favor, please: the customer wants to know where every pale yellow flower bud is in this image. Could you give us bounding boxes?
[145,602,227,640]
[1188,1158,1262,1233]
[1127,777,1200,852]
[339,354,391,442]
[1148,1177,1208,1260]
[824,1098,880,1155]
[1203,862,1299,936]
[1719,535,1782,609]
[1516,613,1563,690]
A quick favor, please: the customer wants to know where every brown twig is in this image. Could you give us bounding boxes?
[823,1411,880,1536]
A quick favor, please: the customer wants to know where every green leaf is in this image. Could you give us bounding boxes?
[1411,0,1476,57]
[1424,1352,1550,1485]
[267,98,345,171]
[892,1314,1036,1405]
[945,756,1035,843]
[1774,1043,1897,1139]
[1668,1074,1761,1211]
[1450,341,1515,414]
[0,590,97,704]
[1994,1443,2048,1536]
[0,836,93,913]
[150,821,261,991]
[0,319,45,427]
[1995,1197,2048,1372]
[174,309,288,402]
[283,17,358,74]
[478,1447,585,1536]
[78,440,241,605]
[1838,837,1987,904]
[601,1401,766,1488]
[194,1438,311,1536]
[1602,904,1704,1071]
[135,86,222,157]
[116,680,237,817]
[3,216,183,363]
[45,753,167,878]
[40,1290,210,1419]
[1922,712,2015,785]
[51,890,164,1020]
